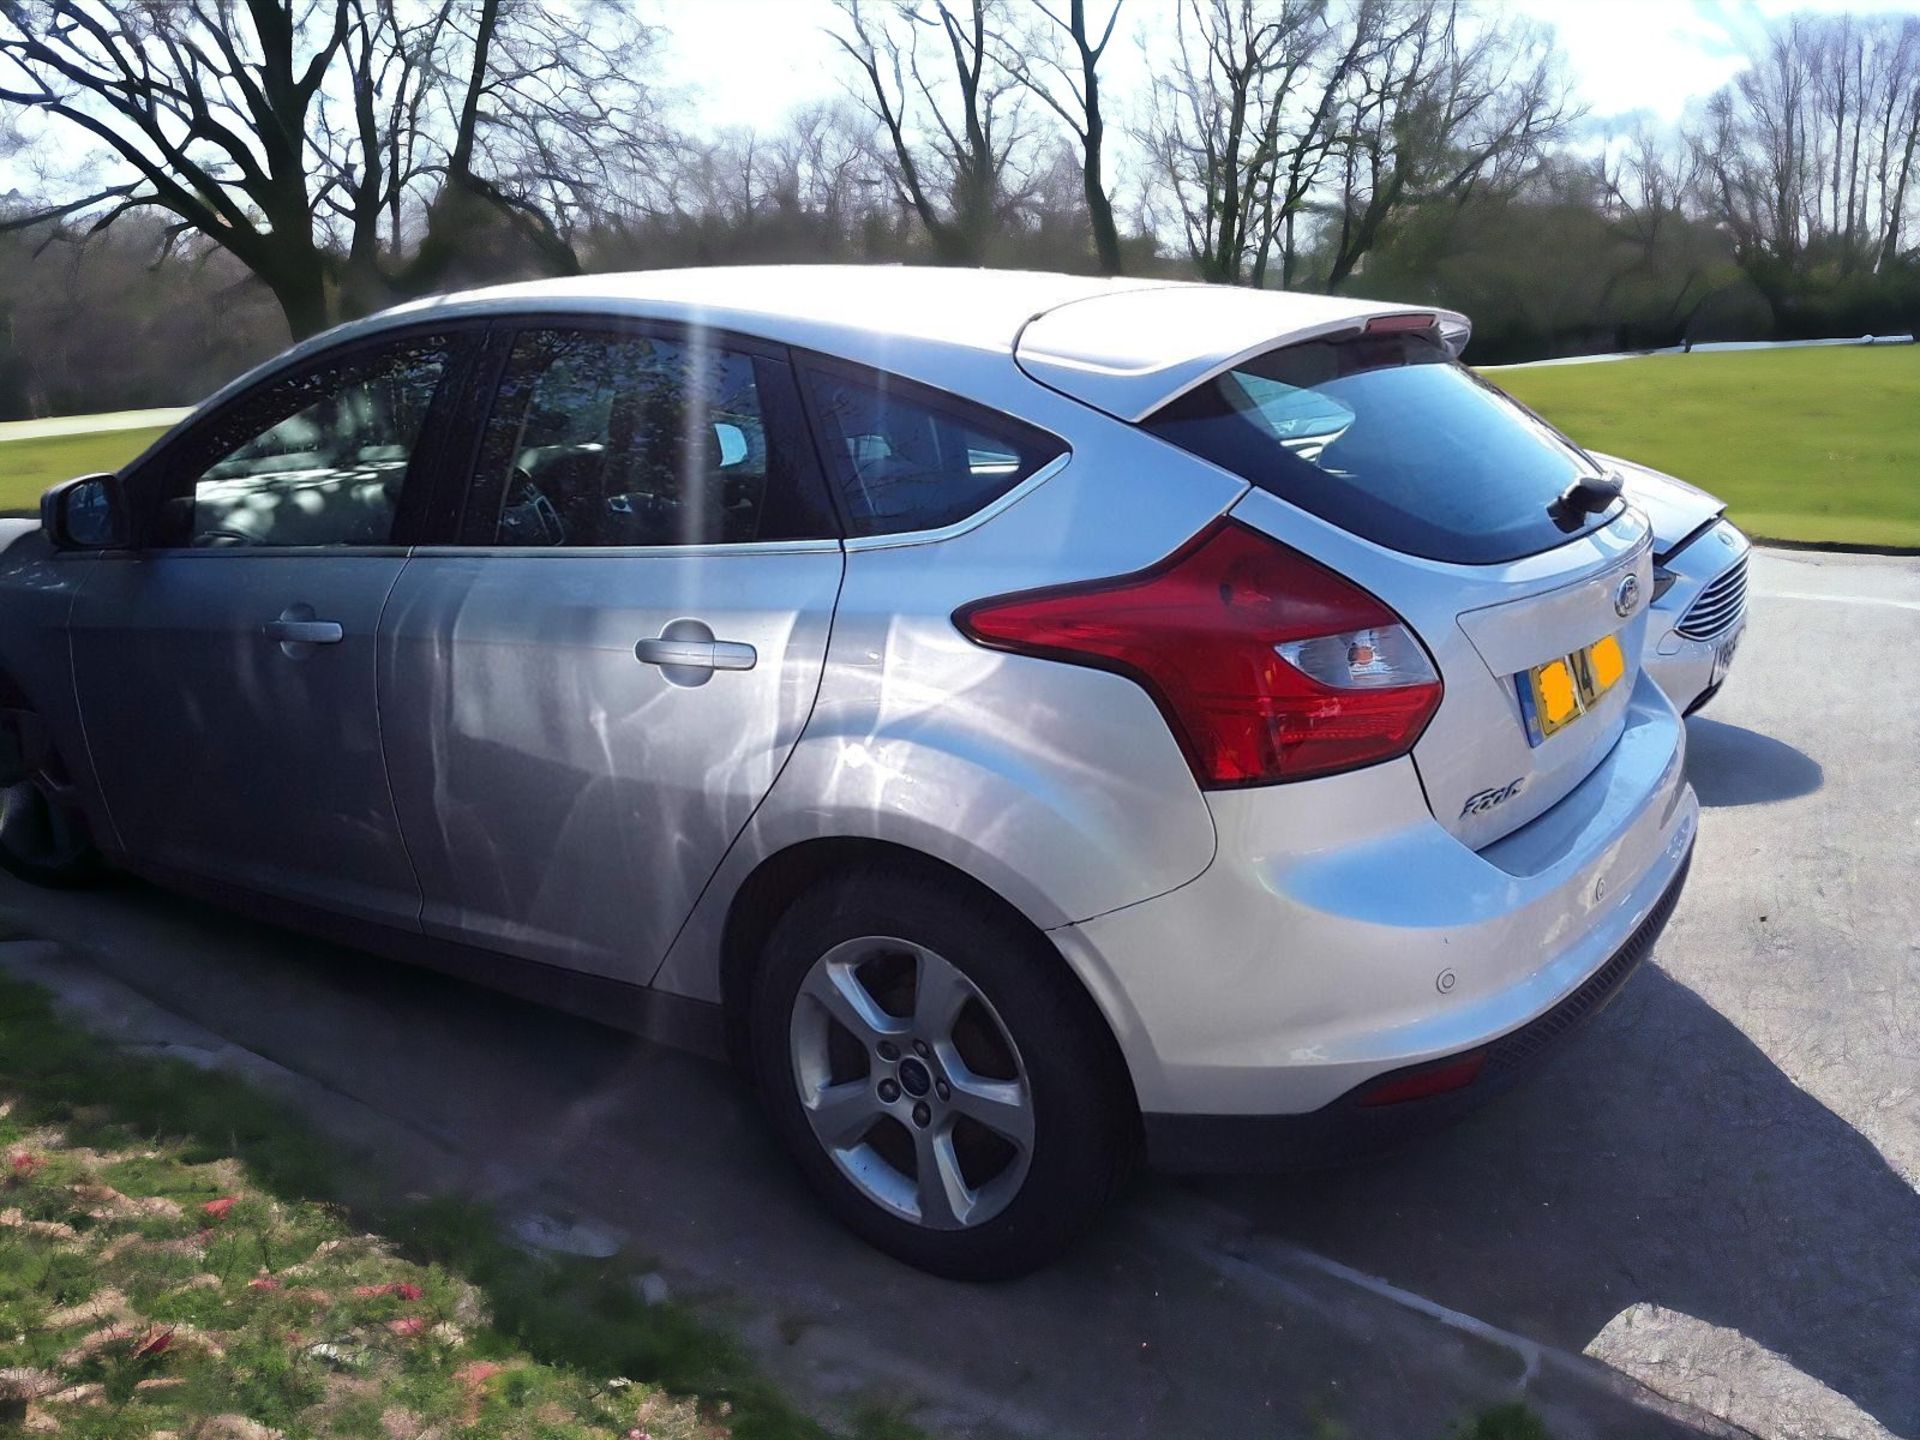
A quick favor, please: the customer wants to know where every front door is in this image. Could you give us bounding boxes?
[378,323,844,980]
[69,329,465,927]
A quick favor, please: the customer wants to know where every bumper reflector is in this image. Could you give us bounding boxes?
[1355,1049,1488,1107]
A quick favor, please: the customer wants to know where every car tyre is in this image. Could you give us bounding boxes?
[0,777,104,888]
[748,860,1134,1280]
[0,709,104,888]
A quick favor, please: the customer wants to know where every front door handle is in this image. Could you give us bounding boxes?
[264,619,344,645]
[634,637,757,671]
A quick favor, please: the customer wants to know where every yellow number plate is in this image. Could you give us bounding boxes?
[1519,633,1626,745]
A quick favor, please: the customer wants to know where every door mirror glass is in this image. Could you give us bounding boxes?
[43,473,128,550]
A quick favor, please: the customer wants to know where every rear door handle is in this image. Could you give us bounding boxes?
[634,637,757,671]
[263,619,344,645]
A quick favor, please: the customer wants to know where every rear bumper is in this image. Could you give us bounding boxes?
[1141,846,1691,1171]
[1049,671,1697,1130]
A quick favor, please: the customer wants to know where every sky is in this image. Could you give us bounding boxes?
[663,0,1920,142]
[8,0,1919,209]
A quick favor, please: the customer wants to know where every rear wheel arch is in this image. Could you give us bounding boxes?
[719,837,1141,1119]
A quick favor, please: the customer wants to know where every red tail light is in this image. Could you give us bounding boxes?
[954,520,1443,787]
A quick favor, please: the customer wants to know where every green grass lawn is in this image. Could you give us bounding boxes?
[1491,345,1920,549]
[0,969,898,1440]
[0,427,170,517]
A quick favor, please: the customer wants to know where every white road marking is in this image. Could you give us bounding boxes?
[1140,1194,1751,1436]
[1756,589,1920,612]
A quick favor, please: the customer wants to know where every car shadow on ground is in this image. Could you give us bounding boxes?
[1192,960,1920,1437]
[2,876,1602,1440]
[1684,716,1823,807]
[16,857,1910,1436]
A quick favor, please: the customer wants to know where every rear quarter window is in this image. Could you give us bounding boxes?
[800,361,1065,537]
[1144,333,1615,564]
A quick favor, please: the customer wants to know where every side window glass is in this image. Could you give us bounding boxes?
[800,365,1066,536]
[177,335,452,547]
[472,329,832,548]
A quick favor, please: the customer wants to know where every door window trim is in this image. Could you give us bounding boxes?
[839,451,1074,551]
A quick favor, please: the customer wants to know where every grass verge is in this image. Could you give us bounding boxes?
[0,972,883,1440]
[0,430,171,517]
[1490,345,1920,549]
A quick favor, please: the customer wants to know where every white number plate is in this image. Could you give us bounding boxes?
[1711,622,1745,686]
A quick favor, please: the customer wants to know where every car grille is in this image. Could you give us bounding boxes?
[1676,555,1748,640]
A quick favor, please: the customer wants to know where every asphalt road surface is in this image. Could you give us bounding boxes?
[1194,546,1920,1439]
[1,546,1912,1440]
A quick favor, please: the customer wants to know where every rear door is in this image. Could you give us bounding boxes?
[70,328,468,924]
[378,320,844,981]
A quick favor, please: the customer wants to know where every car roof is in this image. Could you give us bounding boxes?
[307,265,1470,422]
[367,265,1160,355]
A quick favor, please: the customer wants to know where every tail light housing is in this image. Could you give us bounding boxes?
[955,519,1442,787]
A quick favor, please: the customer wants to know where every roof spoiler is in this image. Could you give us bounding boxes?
[1014,287,1477,422]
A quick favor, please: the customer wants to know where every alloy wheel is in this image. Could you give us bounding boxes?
[787,935,1034,1230]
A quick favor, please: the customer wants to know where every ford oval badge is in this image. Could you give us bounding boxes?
[1614,573,1640,618]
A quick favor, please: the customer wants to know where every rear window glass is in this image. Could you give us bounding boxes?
[1144,333,1614,564]
[801,363,1065,536]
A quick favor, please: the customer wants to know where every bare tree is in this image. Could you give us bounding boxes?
[1590,125,1719,336]
[1138,0,1330,284]
[0,0,668,337]
[1321,0,1578,290]
[1250,1,1374,288]
[999,0,1126,272]
[316,0,453,312]
[1690,12,1920,276]
[0,0,352,337]
[829,0,1035,264]
[1877,21,1920,270]
[1864,18,1919,271]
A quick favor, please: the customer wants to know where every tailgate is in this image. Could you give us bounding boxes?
[1414,536,1656,847]
[1228,487,1656,848]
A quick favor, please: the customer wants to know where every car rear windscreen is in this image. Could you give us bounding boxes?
[1142,332,1618,564]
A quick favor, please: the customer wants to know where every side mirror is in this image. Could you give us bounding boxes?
[42,473,129,550]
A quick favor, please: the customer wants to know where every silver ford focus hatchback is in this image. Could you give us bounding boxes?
[0,268,1697,1278]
